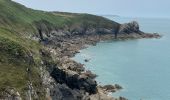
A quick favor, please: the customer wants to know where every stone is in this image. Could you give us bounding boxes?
[118,21,140,34]
[100,85,116,92]
[115,84,123,90]
[83,70,97,79]
[84,59,90,62]
[50,67,97,94]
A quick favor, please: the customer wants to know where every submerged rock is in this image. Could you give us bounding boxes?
[118,96,128,100]
[115,84,123,90]
[84,59,90,62]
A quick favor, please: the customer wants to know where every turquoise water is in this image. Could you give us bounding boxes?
[73,16,170,100]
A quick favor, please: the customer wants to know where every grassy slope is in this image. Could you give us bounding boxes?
[0,0,119,34]
[0,27,44,98]
[0,0,119,98]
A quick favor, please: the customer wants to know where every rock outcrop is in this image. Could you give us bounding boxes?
[37,24,160,99]
[0,0,162,99]
[113,21,161,39]
[99,84,123,93]
[118,21,140,34]
[50,67,97,94]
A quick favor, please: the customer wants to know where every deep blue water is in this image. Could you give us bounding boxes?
[73,16,170,100]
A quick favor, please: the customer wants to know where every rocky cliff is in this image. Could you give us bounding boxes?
[0,0,160,100]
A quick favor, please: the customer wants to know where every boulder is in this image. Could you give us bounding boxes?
[99,84,123,93]
[84,59,90,62]
[83,70,97,79]
[100,85,116,92]
[115,84,123,90]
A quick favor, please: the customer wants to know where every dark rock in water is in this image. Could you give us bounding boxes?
[100,84,123,93]
[118,21,140,34]
[100,85,116,92]
[84,59,90,62]
[115,84,123,89]
[119,96,128,100]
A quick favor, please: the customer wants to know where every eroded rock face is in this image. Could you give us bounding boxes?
[118,21,140,34]
[49,83,90,100]
[37,24,160,100]
[50,67,97,94]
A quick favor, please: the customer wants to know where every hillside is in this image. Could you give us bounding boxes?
[0,0,121,99]
[0,0,119,34]
[0,0,161,99]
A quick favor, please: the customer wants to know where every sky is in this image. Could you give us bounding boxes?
[13,0,170,18]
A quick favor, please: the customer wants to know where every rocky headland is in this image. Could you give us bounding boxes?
[37,21,160,100]
[0,0,161,100]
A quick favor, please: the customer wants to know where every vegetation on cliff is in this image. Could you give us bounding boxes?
[0,0,120,99]
[0,0,119,34]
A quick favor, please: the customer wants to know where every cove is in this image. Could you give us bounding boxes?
[73,16,170,100]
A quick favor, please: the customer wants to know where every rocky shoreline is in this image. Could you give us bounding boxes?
[0,1,162,99]
[33,21,161,100]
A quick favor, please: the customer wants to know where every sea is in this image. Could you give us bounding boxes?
[73,16,170,100]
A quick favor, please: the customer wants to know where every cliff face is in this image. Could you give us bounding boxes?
[0,0,160,100]
[0,0,120,99]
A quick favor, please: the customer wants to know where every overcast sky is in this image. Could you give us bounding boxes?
[13,0,170,18]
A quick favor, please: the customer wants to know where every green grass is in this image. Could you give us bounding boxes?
[0,27,41,61]
[0,0,119,34]
[0,0,120,98]
[0,28,44,98]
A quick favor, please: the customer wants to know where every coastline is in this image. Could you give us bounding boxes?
[0,1,165,99]
[45,32,161,100]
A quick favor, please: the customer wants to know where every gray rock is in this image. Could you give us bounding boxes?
[118,21,140,34]
[50,67,97,94]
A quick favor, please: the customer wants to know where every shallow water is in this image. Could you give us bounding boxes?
[73,16,170,100]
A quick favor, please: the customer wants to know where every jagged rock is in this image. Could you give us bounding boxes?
[61,58,85,72]
[118,21,140,34]
[37,26,161,100]
[82,70,97,79]
[50,67,97,94]
[100,85,116,92]
[115,84,123,90]
[99,84,123,93]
